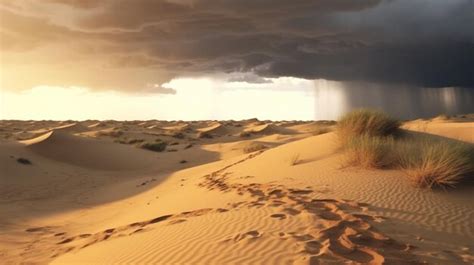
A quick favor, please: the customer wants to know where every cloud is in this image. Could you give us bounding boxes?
[1,0,473,92]
[227,73,273,84]
[147,84,177,95]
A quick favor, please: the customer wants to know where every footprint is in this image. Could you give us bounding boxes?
[168,219,187,225]
[233,230,262,242]
[283,207,301,216]
[270,213,287,220]
[318,211,342,221]
[289,189,313,195]
[304,240,323,254]
[148,214,173,224]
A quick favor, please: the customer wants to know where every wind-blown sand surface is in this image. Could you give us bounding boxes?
[0,116,473,264]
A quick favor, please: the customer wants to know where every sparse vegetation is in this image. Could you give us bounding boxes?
[243,143,267,153]
[289,153,300,166]
[115,138,145,145]
[398,138,474,188]
[338,109,474,189]
[97,130,123,138]
[337,109,400,143]
[345,135,396,169]
[17,157,32,165]
[140,142,167,152]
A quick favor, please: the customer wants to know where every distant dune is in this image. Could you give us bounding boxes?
[0,115,473,264]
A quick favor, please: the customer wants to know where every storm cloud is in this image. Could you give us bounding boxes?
[1,0,473,92]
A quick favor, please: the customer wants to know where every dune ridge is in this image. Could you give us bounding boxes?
[1,117,473,264]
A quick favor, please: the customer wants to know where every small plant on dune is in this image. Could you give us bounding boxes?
[17,157,32,165]
[140,142,168,152]
[289,153,301,166]
[338,109,400,169]
[243,143,267,154]
[345,135,396,169]
[337,109,400,143]
[398,138,474,188]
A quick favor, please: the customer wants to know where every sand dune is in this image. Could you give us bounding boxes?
[1,118,473,264]
[22,130,157,170]
[197,122,228,136]
[403,119,474,143]
[243,123,295,135]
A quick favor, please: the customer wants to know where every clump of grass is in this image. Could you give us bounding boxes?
[289,153,300,166]
[17,157,32,165]
[140,142,167,152]
[97,130,123,138]
[243,143,267,154]
[337,109,400,143]
[239,131,252,138]
[345,135,396,169]
[398,139,474,188]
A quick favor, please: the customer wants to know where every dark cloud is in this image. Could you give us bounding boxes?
[1,0,473,92]
[227,73,273,84]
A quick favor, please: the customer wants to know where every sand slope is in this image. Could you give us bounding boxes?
[22,130,158,170]
[1,118,473,264]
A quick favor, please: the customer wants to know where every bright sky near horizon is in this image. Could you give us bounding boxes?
[0,77,332,121]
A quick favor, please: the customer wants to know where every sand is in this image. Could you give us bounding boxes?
[0,116,473,264]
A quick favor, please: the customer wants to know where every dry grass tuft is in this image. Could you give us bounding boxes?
[398,138,474,188]
[337,109,400,143]
[345,135,396,169]
[140,142,168,152]
[243,143,267,153]
[338,109,474,189]
[289,153,301,166]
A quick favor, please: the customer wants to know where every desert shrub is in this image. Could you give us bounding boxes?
[398,138,474,188]
[17,157,32,165]
[345,135,396,169]
[239,131,251,137]
[243,143,267,153]
[140,142,167,152]
[289,153,300,166]
[97,130,123,138]
[337,109,400,143]
[127,138,145,144]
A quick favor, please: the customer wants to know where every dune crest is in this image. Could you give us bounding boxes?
[22,130,157,170]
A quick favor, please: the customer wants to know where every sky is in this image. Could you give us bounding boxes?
[1,0,473,120]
